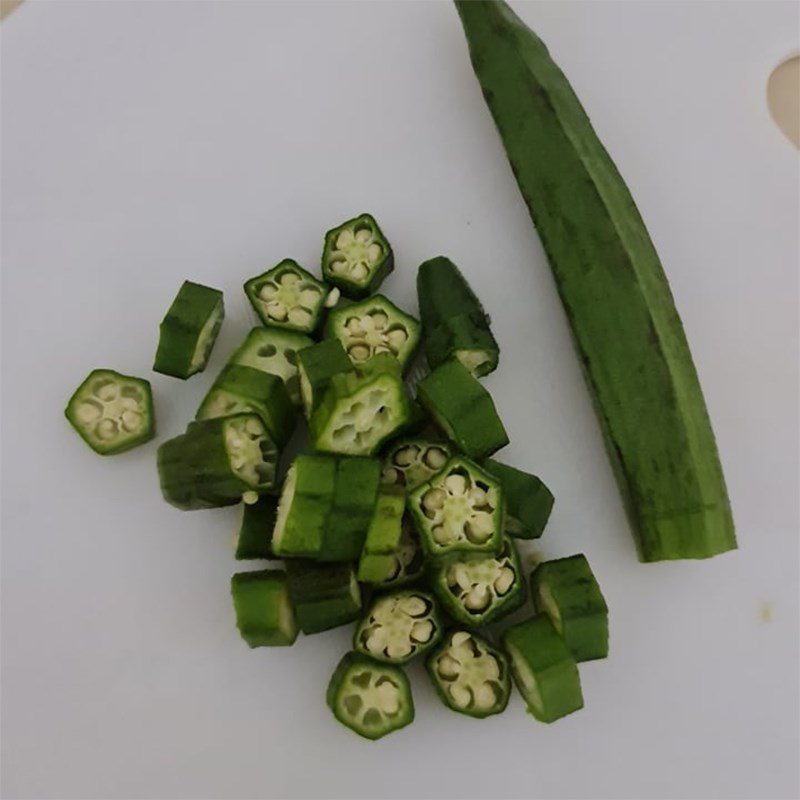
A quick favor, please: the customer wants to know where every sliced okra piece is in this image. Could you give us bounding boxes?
[229,327,314,407]
[354,589,442,664]
[271,455,337,557]
[310,354,412,457]
[417,256,499,377]
[158,414,278,510]
[381,438,452,492]
[296,339,353,420]
[427,630,511,718]
[408,456,504,560]
[321,213,393,299]
[430,536,525,626]
[416,360,508,459]
[153,280,224,379]
[235,494,277,560]
[327,294,420,369]
[502,615,584,723]
[231,569,297,647]
[65,369,155,455]
[357,487,406,583]
[321,457,382,562]
[531,555,609,662]
[196,364,296,448]
[244,259,328,333]
[286,561,362,634]
[483,458,554,540]
[327,652,414,740]
[371,516,426,588]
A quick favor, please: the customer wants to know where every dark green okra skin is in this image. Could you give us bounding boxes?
[235,495,277,560]
[326,651,414,740]
[417,256,499,377]
[231,569,297,647]
[286,560,361,634]
[416,360,508,459]
[531,554,609,661]
[482,458,554,539]
[358,487,406,582]
[370,517,427,589]
[153,280,224,379]
[296,339,353,419]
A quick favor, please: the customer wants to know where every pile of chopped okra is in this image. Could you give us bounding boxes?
[65,212,608,740]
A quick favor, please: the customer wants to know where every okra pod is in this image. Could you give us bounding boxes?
[416,360,508,459]
[380,439,452,493]
[371,518,426,589]
[153,280,224,379]
[65,369,155,455]
[502,615,584,723]
[427,630,510,718]
[286,561,362,634]
[231,569,297,647]
[235,495,277,560]
[358,488,406,583]
[321,213,393,299]
[483,459,554,540]
[296,339,354,420]
[417,257,498,377]
[327,652,414,740]
[531,555,608,662]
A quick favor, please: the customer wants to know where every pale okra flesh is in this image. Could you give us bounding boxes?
[322,213,393,299]
[244,260,328,333]
[65,369,154,455]
[432,536,524,626]
[381,439,452,492]
[427,631,510,718]
[408,457,504,560]
[327,294,420,369]
[327,652,414,740]
[354,590,442,664]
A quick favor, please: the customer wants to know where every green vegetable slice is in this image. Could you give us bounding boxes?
[296,339,353,420]
[408,456,504,560]
[531,554,608,662]
[229,327,314,407]
[65,369,155,455]
[357,488,406,582]
[158,414,278,509]
[327,652,414,740]
[354,589,443,664]
[310,355,412,456]
[153,280,224,379]
[417,256,498,377]
[231,569,297,647]
[235,495,277,560]
[321,213,393,299]
[430,536,524,626]
[244,259,328,333]
[371,517,426,588]
[482,458,554,540]
[502,615,583,723]
[416,360,508,460]
[455,0,735,561]
[327,294,420,369]
[427,630,510,718]
[380,438,452,492]
[286,561,362,634]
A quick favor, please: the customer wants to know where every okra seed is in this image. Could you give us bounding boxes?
[366,629,388,654]
[465,513,494,543]
[422,488,446,514]
[331,259,348,275]
[437,655,461,679]
[449,684,472,708]
[95,419,119,439]
[245,418,263,436]
[299,289,320,308]
[324,287,340,307]
[348,345,370,362]
[355,229,372,244]
[370,312,388,329]
[121,410,143,432]
[484,656,501,681]
[423,447,448,469]
[76,401,102,423]
[367,243,382,263]
[444,474,468,496]
[464,586,491,611]
[350,264,368,281]
[280,272,300,287]
[377,682,400,714]
[345,317,363,335]
[242,491,259,505]
[336,230,355,249]
[468,487,487,506]
[451,631,471,648]
[386,640,412,659]
[493,568,515,595]
[373,345,391,355]
[400,596,428,616]
[410,620,433,643]
[432,524,452,544]
[360,315,375,332]
[386,329,408,348]
[448,564,472,591]
[382,467,402,485]
[474,683,497,710]
[95,382,118,402]
[394,446,420,467]
[266,301,287,321]
[288,308,312,326]
[258,283,278,301]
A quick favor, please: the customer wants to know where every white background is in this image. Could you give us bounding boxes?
[2,2,798,798]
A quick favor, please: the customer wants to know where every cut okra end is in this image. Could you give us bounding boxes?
[427,630,511,718]
[354,590,443,664]
[322,213,394,299]
[431,536,525,626]
[244,259,327,333]
[408,456,504,560]
[65,369,155,455]
[231,569,298,647]
[381,438,452,493]
[327,652,414,740]
[327,294,420,370]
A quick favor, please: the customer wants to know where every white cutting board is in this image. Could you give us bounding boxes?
[2,2,798,798]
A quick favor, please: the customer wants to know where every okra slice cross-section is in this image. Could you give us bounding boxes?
[427,630,510,718]
[408,457,504,559]
[431,536,524,626]
[354,590,443,664]
[327,652,414,740]
[322,213,394,299]
[65,369,155,455]
[381,439,451,492]
[244,259,328,333]
[327,294,420,369]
